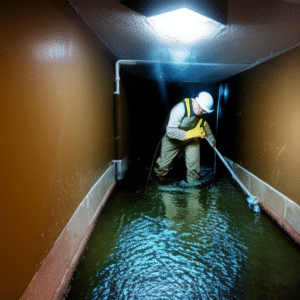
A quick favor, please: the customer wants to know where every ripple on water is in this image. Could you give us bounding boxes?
[89,209,246,298]
[67,178,300,300]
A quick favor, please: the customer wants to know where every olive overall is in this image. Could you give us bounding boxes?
[154,98,215,183]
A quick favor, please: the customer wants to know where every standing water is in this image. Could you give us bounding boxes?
[66,176,300,300]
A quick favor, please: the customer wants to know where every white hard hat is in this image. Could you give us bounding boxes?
[196,92,214,113]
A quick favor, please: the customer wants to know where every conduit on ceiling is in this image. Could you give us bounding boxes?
[114,60,253,94]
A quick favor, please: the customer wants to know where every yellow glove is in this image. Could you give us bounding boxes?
[185,122,206,140]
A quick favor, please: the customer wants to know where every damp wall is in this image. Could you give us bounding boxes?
[0,0,129,299]
[218,45,300,233]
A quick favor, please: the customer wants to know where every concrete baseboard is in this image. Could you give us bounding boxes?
[21,157,130,300]
[113,157,130,180]
[224,157,300,243]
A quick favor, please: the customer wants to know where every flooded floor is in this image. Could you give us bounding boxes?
[66,175,300,300]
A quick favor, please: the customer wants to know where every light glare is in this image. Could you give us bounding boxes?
[35,41,74,61]
[170,50,190,62]
[147,8,225,44]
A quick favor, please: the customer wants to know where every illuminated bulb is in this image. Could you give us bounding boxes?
[147,8,225,44]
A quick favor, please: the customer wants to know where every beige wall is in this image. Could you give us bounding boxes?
[229,46,300,206]
[0,1,125,298]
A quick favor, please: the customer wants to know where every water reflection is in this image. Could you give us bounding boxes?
[78,184,244,299]
[160,189,204,222]
[66,179,300,300]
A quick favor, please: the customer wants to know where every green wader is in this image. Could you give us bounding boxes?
[154,134,201,183]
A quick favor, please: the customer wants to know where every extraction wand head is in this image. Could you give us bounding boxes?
[246,196,260,213]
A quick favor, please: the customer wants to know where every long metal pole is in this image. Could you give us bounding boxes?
[205,138,252,197]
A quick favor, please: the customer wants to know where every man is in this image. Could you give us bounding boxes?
[154,91,216,183]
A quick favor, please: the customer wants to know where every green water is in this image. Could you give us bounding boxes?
[66,177,300,300]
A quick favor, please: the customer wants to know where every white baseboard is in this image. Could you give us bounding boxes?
[21,163,117,300]
[113,156,131,180]
[224,157,300,235]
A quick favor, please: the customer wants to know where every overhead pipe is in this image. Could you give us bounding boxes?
[114,59,252,95]
[114,59,212,95]
[114,60,136,95]
[115,59,170,94]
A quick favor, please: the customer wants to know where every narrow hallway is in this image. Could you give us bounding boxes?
[1,0,300,299]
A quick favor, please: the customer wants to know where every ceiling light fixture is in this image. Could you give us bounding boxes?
[120,0,227,24]
[147,8,226,44]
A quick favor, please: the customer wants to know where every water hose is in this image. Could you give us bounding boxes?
[205,138,260,213]
[146,138,162,184]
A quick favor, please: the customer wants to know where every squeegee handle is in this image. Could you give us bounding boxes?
[205,138,252,197]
